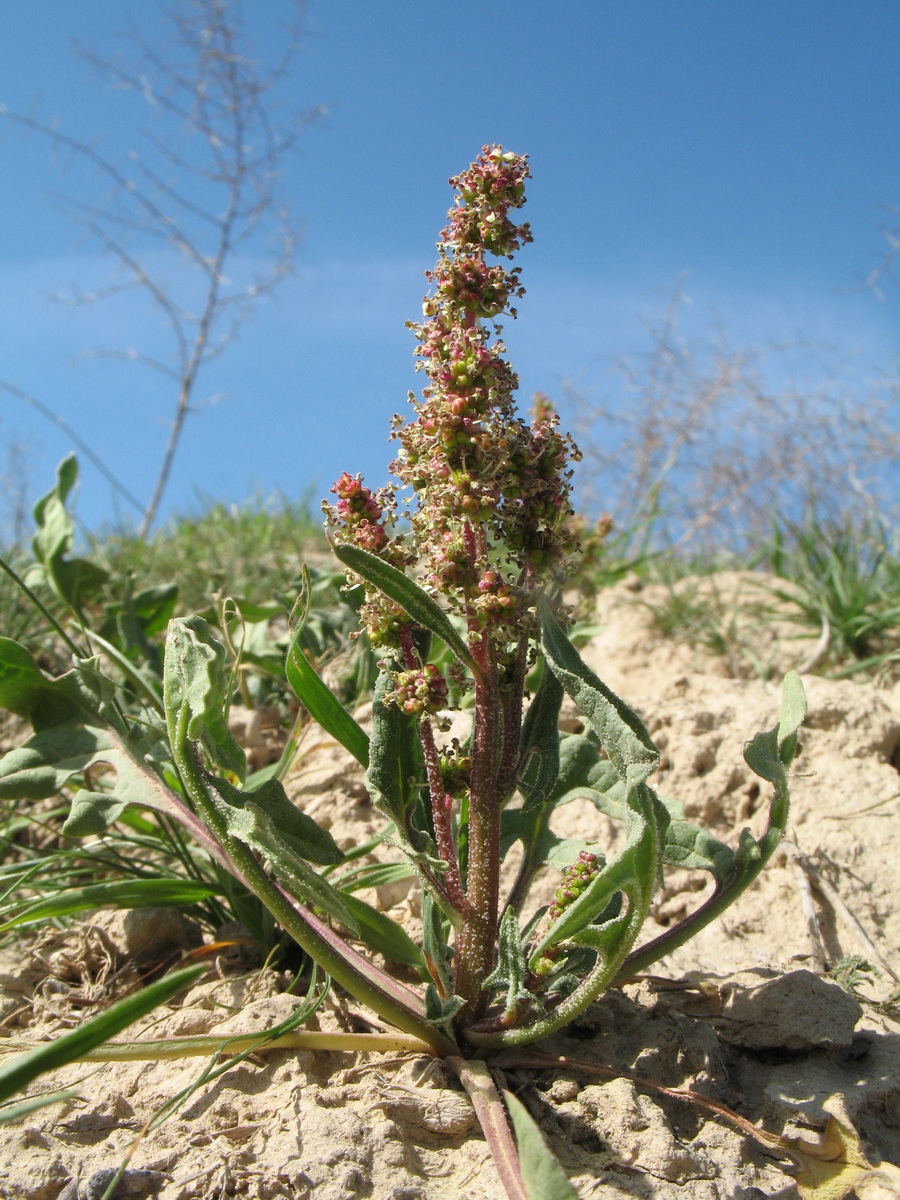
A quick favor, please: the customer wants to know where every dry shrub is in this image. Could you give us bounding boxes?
[569,287,900,555]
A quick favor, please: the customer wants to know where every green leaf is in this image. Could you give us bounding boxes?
[30,455,108,610]
[538,595,659,782]
[127,583,180,637]
[207,597,285,625]
[503,735,606,856]
[100,582,178,669]
[483,907,532,1019]
[0,879,221,933]
[502,731,613,904]
[744,671,807,789]
[544,838,599,871]
[0,964,205,1113]
[0,639,89,728]
[663,821,735,879]
[364,668,422,829]
[31,455,77,568]
[518,667,563,811]
[206,774,344,867]
[743,728,783,787]
[501,805,567,867]
[332,543,478,674]
[339,893,425,970]
[504,1091,579,1200]
[336,861,416,891]
[163,617,246,779]
[285,624,369,768]
[778,669,807,766]
[62,791,131,836]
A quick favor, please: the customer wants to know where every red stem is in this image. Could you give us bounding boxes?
[420,716,470,914]
[454,523,503,1028]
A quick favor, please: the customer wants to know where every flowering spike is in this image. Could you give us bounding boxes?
[322,147,585,1029]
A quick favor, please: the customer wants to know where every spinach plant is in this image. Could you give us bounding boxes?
[0,147,805,1197]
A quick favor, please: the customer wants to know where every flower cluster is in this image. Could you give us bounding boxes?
[389,145,579,636]
[531,850,603,978]
[547,851,602,921]
[328,472,390,553]
[323,473,410,646]
[384,663,449,716]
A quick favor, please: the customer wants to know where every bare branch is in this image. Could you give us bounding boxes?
[573,285,900,553]
[76,348,184,382]
[2,0,318,536]
[863,204,900,301]
[0,382,145,515]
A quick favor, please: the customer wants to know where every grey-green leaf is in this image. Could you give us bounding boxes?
[364,668,421,829]
[163,616,246,779]
[538,595,658,782]
[505,1091,579,1200]
[208,774,344,867]
[0,722,172,835]
[663,821,735,879]
[518,667,563,811]
[483,906,531,1019]
[212,779,357,932]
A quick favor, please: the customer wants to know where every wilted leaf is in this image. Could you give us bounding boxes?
[785,1115,900,1200]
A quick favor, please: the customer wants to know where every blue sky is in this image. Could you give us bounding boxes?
[1,1,898,537]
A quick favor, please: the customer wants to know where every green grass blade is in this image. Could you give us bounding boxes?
[0,879,222,933]
[0,965,204,1112]
[0,1089,81,1123]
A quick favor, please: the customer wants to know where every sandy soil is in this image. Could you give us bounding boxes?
[1,573,899,1199]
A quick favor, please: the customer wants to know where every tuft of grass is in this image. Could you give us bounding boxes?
[89,492,328,614]
[0,488,376,966]
[759,512,900,675]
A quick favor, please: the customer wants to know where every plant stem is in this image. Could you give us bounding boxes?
[171,716,456,1055]
[454,642,502,1030]
[420,717,468,914]
[2,1030,436,1063]
[445,1057,527,1200]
